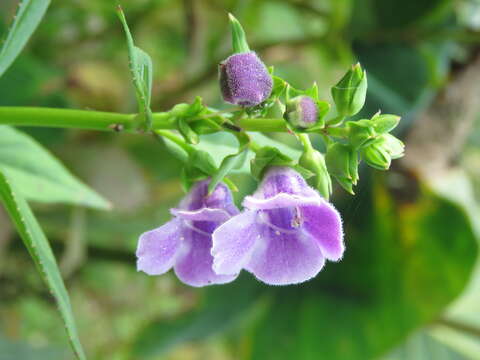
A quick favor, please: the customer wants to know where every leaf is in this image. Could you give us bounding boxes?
[241,177,477,360]
[0,171,86,360]
[117,6,153,130]
[0,126,110,209]
[130,274,263,360]
[0,336,72,360]
[208,133,249,194]
[228,13,250,54]
[0,0,50,78]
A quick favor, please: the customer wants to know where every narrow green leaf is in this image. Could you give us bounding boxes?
[0,126,111,209]
[228,13,250,54]
[0,171,86,360]
[0,0,50,78]
[117,6,153,130]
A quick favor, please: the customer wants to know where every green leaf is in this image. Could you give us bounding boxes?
[228,13,250,54]
[208,133,250,194]
[242,178,477,360]
[0,336,71,360]
[0,171,86,360]
[131,274,263,360]
[117,6,153,130]
[0,126,110,209]
[0,0,50,78]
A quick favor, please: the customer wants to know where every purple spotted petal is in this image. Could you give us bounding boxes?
[243,192,322,210]
[136,218,183,275]
[174,227,237,287]
[243,166,320,210]
[212,210,325,285]
[136,180,239,287]
[219,52,273,107]
[245,225,325,285]
[211,166,344,285]
[301,203,344,261]
[211,210,260,275]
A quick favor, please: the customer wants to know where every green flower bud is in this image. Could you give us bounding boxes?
[299,148,332,200]
[360,134,404,170]
[325,143,359,194]
[361,140,391,170]
[381,133,404,159]
[347,119,376,149]
[284,96,319,130]
[331,63,367,117]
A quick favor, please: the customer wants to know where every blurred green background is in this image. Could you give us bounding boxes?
[1,0,480,359]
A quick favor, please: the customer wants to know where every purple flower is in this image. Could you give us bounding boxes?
[211,167,344,285]
[219,52,273,107]
[285,96,318,129]
[136,180,239,287]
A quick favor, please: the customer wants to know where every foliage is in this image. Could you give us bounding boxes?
[0,0,479,359]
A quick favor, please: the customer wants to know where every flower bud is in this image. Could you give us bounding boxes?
[299,148,332,200]
[325,143,358,194]
[361,140,391,170]
[360,134,404,170]
[284,96,319,130]
[219,52,273,107]
[331,63,367,117]
[381,133,404,159]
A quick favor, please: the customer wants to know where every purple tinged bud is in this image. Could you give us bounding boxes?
[219,52,273,107]
[285,96,318,129]
[211,167,344,285]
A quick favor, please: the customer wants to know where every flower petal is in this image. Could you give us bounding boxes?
[136,218,183,275]
[171,207,232,222]
[211,210,260,275]
[174,229,237,287]
[245,224,325,285]
[244,166,321,210]
[243,192,322,210]
[301,202,344,261]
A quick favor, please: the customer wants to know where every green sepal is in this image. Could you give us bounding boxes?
[331,63,367,117]
[325,143,359,194]
[228,13,250,54]
[299,148,332,200]
[251,146,313,181]
[371,113,401,133]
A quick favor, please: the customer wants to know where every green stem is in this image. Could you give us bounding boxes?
[155,130,193,154]
[297,133,313,152]
[324,126,349,138]
[0,107,172,132]
[0,107,289,133]
[248,140,262,153]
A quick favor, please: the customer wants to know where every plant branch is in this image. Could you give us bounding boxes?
[0,106,293,133]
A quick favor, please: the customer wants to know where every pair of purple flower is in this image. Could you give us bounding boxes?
[136,167,344,287]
